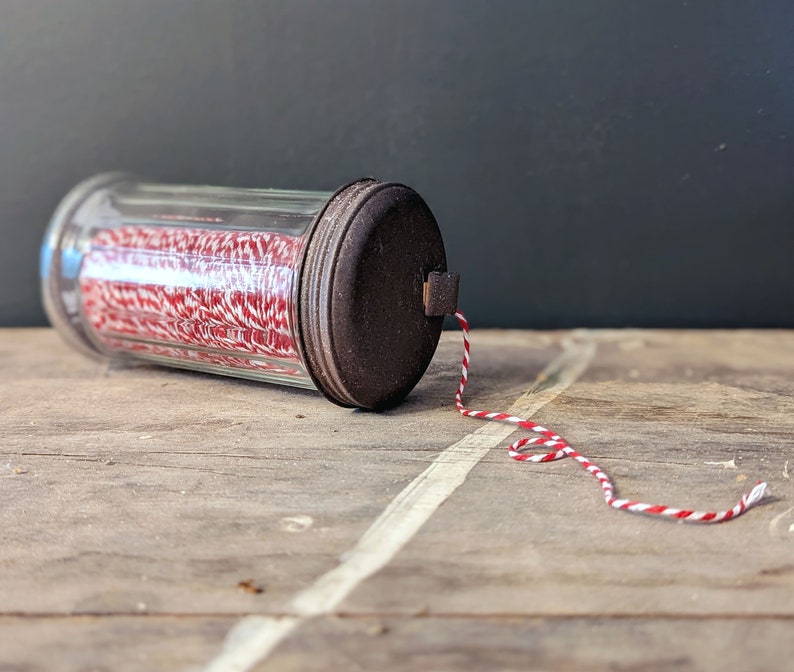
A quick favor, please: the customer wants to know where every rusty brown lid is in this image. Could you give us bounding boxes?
[297,179,452,410]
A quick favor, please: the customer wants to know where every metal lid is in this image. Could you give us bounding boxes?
[297,179,450,410]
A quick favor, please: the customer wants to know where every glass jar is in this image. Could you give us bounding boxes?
[41,174,457,409]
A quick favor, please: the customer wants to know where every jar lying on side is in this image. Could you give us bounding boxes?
[41,173,459,410]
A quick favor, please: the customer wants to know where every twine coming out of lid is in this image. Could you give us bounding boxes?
[453,311,769,523]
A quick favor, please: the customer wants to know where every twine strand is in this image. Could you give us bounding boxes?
[453,311,768,523]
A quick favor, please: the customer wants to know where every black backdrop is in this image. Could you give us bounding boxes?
[2,1,792,328]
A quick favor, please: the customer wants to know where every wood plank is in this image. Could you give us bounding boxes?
[264,615,794,672]
[0,615,233,672]
[1,328,793,670]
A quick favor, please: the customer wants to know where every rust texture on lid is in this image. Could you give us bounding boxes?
[297,179,449,410]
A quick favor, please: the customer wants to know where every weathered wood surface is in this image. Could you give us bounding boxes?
[1,328,792,671]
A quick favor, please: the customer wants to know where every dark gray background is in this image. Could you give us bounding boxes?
[1,1,792,328]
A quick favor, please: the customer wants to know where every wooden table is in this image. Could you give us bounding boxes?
[1,328,792,671]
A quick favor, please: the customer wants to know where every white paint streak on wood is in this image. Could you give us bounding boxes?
[205,616,301,672]
[278,515,314,533]
[202,331,596,672]
[704,459,737,470]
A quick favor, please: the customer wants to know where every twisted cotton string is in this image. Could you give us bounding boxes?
[453,311,769,523]
[79,225,303,377]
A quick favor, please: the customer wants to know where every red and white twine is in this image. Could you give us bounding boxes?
[79,225,304,377]
[453,311,769,523]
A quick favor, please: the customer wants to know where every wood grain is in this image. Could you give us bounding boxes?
[1,328,792,670]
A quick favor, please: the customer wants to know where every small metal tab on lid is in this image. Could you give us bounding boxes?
[423,272,460,317]
[41,174,457,410]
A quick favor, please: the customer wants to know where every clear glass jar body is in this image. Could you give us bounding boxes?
[42,173,331,389]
